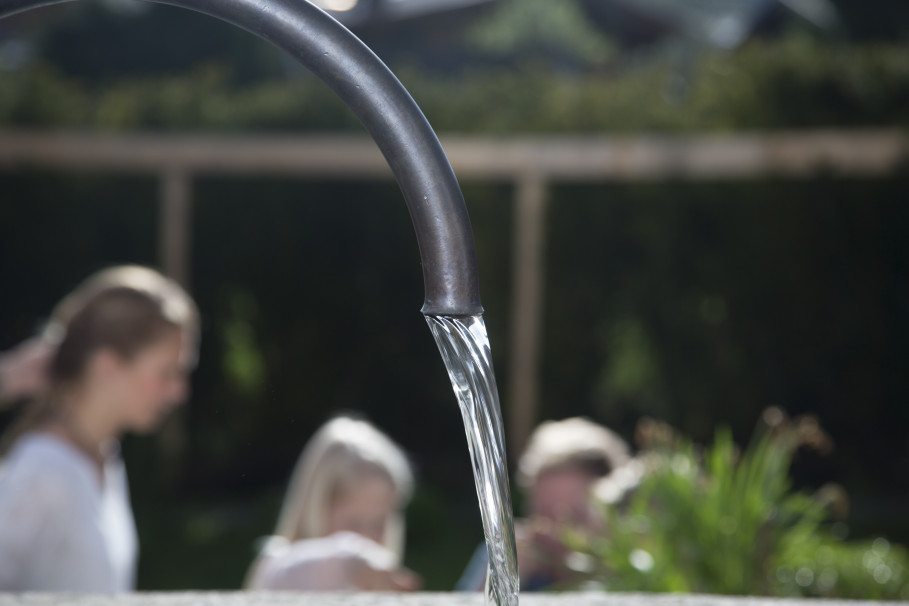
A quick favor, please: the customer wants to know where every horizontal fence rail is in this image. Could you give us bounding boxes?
[0,130,906,179]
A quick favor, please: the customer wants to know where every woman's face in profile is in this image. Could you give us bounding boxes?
[326,473,397,545]
[114,329,194,433]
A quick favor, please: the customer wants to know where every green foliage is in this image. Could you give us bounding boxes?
[221,290,266,398]
[596,317,663,413]
[569,415,909,599]
[0,65,358,131]
[2,35,909,132]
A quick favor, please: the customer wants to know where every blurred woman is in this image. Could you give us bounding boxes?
[0,266,199,591]
[245,415,420,591]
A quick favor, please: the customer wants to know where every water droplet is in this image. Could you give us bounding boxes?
[671,453,693,475]
[776,566,794,583]
[629,549,654,572]
[872,537,891,556]
[874,564,893,584]
[817,568,838,592]
[795,567,814,587]
[864,551,882,570]
[566,551,596,573]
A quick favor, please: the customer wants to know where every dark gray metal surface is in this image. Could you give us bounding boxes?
[0,0,483,317]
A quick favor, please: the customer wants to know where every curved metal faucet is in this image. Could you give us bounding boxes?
[0,0,484,318]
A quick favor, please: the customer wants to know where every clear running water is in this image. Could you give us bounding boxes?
[426,314,519,606]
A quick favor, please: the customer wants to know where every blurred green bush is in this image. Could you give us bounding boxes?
[567,411,909,599]
[2,34,908,132]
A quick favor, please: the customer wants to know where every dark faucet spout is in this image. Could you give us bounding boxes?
[0,0,484,317]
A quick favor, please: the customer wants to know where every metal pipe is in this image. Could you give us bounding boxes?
[0,0,483,317]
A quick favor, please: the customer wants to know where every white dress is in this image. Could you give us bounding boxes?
[0,432,138,592]
[248,531,398,591]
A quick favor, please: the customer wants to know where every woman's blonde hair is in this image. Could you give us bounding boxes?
[2,265,198,448]
[273,415,414,562]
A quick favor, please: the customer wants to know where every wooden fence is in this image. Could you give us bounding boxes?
[1,129,905,453]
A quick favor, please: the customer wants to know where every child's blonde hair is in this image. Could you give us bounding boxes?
[273,415,414,562]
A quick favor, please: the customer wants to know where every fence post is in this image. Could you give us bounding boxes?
[507,171,548,459]
[157,168,193,479]
[159,168,193,289]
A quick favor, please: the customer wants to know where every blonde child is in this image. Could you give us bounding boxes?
[245,415,420,591]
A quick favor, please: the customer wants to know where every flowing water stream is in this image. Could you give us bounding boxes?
[426,314,519,606]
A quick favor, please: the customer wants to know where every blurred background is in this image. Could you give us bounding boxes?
[1,0,908,594]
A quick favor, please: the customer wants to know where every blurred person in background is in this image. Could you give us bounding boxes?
[244,414,421,591]
[0,265,199,591]
[0,336,55,405]
[458,416,634,591]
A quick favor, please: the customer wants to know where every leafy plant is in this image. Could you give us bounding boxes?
[567,410,909,599]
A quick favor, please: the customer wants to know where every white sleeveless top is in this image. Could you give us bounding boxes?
[0,432,138,591]
[248,532,398,590]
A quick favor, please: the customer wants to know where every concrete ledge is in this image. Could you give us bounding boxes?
[0,593,904,606]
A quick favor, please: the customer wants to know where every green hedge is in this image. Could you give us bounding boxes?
[1,35,908,132]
